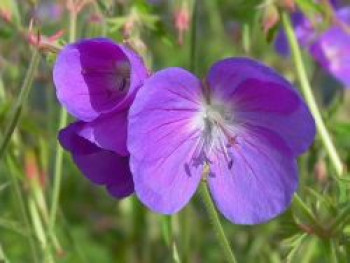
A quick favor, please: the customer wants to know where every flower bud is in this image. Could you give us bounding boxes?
[263,4,280,34]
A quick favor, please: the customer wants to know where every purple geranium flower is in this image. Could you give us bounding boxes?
[53,38,148,121]
[53,38,148,198]
[309,7,350,87]
[275,3,350,87]
[59,121,133,198]
[274,11,316,56]
[128,58,315,224]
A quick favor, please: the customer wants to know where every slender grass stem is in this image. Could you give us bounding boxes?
[5,155,39,263]
[161,216,181,263]
[48,8,77,255]
[0,50,40,159]
[189,0,198,73]
[49,109,68,230]
[0,48,40,261]
[282,13,343,178]
[199,181,237,263]
[29,197,54,263]
[242,23,251,54]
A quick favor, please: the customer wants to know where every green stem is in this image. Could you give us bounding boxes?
[0,50,40,159]
[5,155,39,263]
[242,23,251,54]
[161,216,181,263]
[282,12,343,177]
[29,197,54,263]
[69,12,77,44]
[189,0,198,73]
[0,31,40,263]
[48,109,67,230]
[199,181,237,263]
[48,7,77,252]
[179,207,191,263]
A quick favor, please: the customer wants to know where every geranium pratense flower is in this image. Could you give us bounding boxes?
[58,120,133,198]
[54,38,147,121]
[309,7,350,87]
[53,38,148,198]
[128,58,315,224]
[275,3,350,87]
[274,11,316,56]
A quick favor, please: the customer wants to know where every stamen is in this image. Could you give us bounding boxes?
[199,100,238,170]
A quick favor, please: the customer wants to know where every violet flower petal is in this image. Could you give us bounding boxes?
[128,58,315,223]
[75,111,129,156]
[59,122,134,199]
[53,38,148,121]
[208,126,298,224]
[128,68,203,213]
[207,58,315,155]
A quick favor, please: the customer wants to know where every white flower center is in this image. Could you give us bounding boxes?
[190,100,239,170]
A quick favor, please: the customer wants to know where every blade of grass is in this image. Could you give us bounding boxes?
[48,4,77,250]
[282,12,345,201]
[0,49,40,159]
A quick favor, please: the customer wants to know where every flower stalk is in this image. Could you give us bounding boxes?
[199,180,237,263]
[0,49,40,159]
[49,2,77,253]
[5,154,39,262]
[282,12,343,178]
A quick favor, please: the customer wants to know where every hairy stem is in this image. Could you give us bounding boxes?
[199,181,237,263]
[282,12,343,178]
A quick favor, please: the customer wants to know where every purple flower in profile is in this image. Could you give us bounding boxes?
[128,58,315,224]
[53,38,148,198]
[58,119,133,198]
[275,3,350,87]
[34,3,63,24]
[274,12,316,56]
[309,7,350,87]
[54,38,147,121]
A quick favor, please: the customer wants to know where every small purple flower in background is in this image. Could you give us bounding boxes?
[275,3,350,87]
[34,2,63,24]
[274,12,316,56]
[309,7,350,87]
[128,58,315,224]
[53,38,148,198]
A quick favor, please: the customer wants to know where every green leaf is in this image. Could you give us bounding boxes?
[305,187,336,216]
[0,218,28,236]
[95,0,113,15]
[0,243,10,263]
[0,182,9,192]
[333,122,350,146]
[0,26,13,39]
[295,0,323,17]
[329,203,350,235]
[285,233,307,263]
[107,17,128,32]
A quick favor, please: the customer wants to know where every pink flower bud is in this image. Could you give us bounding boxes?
[174,5,190,45]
